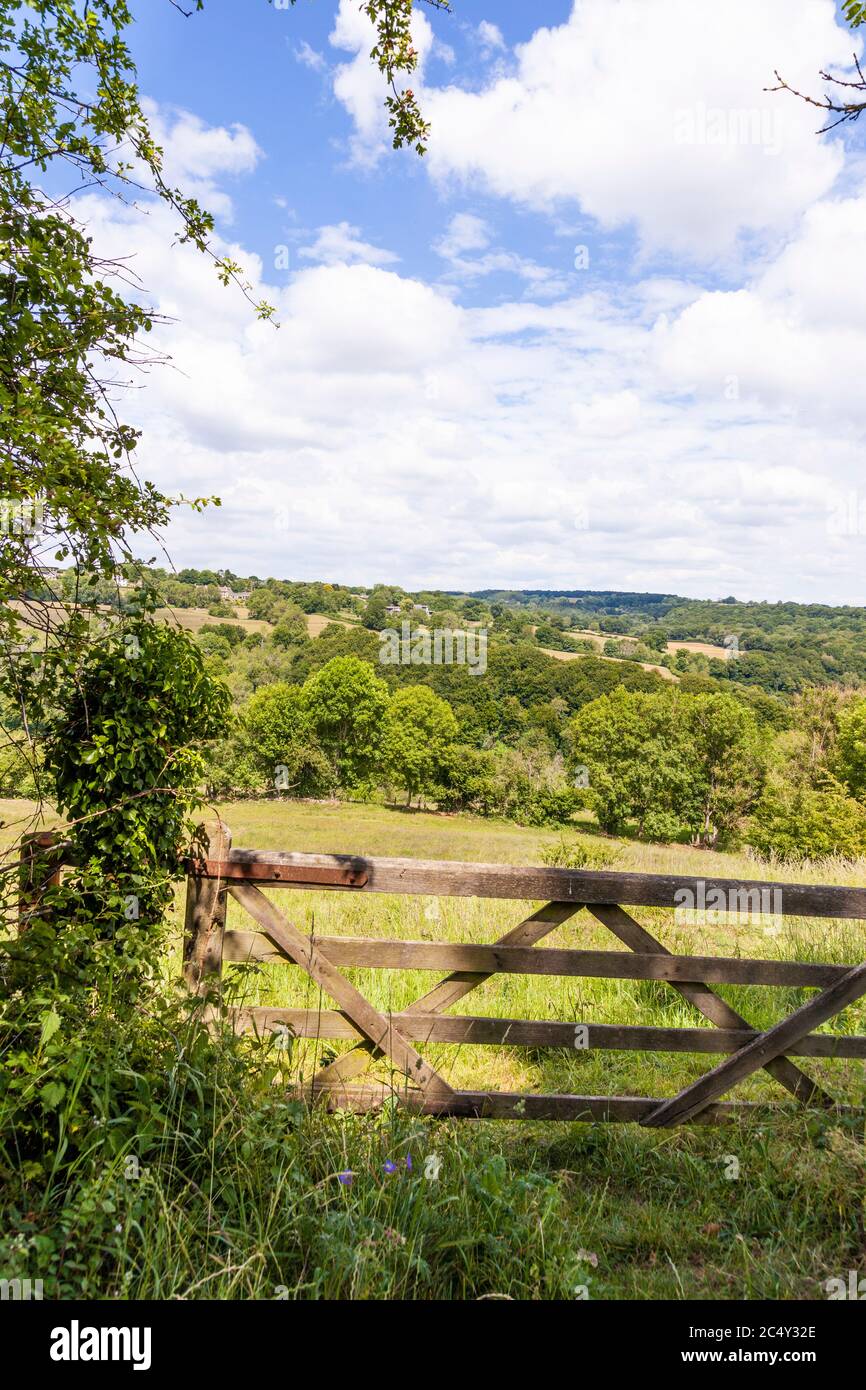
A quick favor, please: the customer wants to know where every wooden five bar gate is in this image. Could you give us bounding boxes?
[179,824,866,1127]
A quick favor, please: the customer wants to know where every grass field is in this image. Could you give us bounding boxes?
[551,629,729,664]
[3,797,864,1300]
[196,802,866,1298]
[305,613,355,637]
[666,639,730,660]
[540,645,679,681]
[153,605,270,636]
[205,799,866,1101]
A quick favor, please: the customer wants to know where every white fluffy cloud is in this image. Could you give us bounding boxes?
[141,102,262,221]
[655,182,866,422]
[433,213,567,294]
[68,0,866,613]
[76,154,866,603]
[299,222,400,267]
[332,0,856,262]
[434,212,491,258]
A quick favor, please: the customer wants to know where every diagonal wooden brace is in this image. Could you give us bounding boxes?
[228,881,454,1100]
[642,959,866,1127]
[308,901,586,1092]
[589,904,833,1110]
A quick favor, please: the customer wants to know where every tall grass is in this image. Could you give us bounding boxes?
[1,798,864,1300]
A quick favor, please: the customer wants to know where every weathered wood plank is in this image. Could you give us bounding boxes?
[308,902,583,1092]
[226,1005,866,1058]
[221,929,850,987]
[588,904,831,1109]
[182,821,232,996]
[189,859,368,887]
[228,881,454,1099]
[306,1086,859,1123]
[642,959,866,1127]
[210,848,866,920]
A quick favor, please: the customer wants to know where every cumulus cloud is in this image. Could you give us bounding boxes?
[299,222,400,267]
[141,101,262,221]
[655,183,866,422]
[73,163,866,603]
[331,0,855,262]
[66,49,866,608]
[434,212,491,258]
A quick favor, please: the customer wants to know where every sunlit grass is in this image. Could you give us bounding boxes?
[3,796,865,1300]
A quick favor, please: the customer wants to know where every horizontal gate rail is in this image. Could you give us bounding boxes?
[185,849,866,919]
[172,826,866,1125]
[223,1006,866,1058]
[222,929,853,987]
[25,826,865,1123]
[287,1088,862,1124]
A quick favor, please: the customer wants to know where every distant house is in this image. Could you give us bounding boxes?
[219,585,250,602]
[385,604,402,615]
[413,604,432,617]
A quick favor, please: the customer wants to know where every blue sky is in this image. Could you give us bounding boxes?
[129,1,609,305]
[80,0,866,603]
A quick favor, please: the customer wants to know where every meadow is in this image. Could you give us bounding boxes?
[2,797,864,1301]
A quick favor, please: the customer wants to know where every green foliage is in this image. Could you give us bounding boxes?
[380,684,458,803]
[437,744,501,814]
[302,657,390,790]
[437,738,578,825]
[271,606,308,649]
[833,696,866,800]
[749,773,866,863]
[514,784,581,827]
[539,833,620,871]
[0,0,274,669]
[41,619,229,939]
[685,693,766,847]
[0,734,38,798]
[569,689,700,840]
[234,682,332,797]
[0,1013,598,1300]
[363,594,389,630]
[569,689,764,845]
[199,622,247,649]
[362,0,451,155]
[246,587,279,621]
[534,622,571,650]
[1,619,229,1182]
[476,588,866,697]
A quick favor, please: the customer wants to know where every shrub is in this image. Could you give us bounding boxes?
[748,773,866,862]
[539,834,621,870]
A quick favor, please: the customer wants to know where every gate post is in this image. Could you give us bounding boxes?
[183,820,232,997]
[18,830,63,934]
